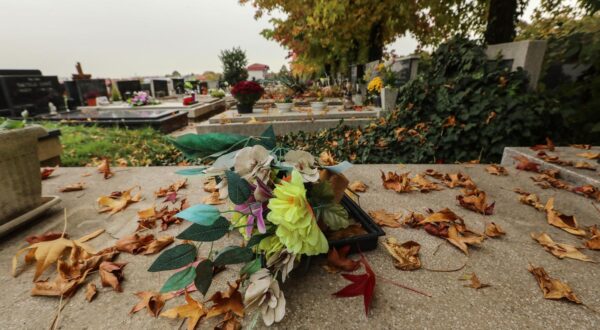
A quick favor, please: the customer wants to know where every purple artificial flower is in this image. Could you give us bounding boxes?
[234,179,273,236]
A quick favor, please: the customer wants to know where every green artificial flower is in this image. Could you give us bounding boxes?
[267,170,328,256]
[232,211,250,240]
[257,235,285,259]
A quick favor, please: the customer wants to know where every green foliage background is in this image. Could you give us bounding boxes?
[280,37,565,164]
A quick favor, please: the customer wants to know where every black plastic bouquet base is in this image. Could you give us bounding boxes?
[329,195,385,254]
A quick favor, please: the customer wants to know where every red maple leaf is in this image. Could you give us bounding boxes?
[41,167,56,180]
[164,191,178,203]
[333,255,376,315]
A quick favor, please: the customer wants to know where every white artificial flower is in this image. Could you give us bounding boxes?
[266,250,296,283]
[282,150,319,182]
[234,145,274,183]
[244,268,286,326]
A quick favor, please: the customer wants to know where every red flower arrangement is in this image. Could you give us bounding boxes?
[231,81,264,105]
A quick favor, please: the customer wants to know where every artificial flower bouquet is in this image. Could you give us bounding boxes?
[128,91,160,107]
[151,127,361,327]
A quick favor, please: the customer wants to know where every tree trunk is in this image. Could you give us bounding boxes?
[367,22,384,61]
[485,0,518,45]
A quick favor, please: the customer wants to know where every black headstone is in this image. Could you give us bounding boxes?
[172,78,185,94]
[0,69,42,76]
[75,79,108,105]
[152,80,169,98]
[141,83,152,96]
[116,80,142,101]
[64,81,81,108]
[0,75,63,117]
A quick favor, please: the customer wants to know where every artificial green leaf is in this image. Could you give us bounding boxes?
[176,204,221,226]
[246,233,272,248]
[309,181,335,205]
[177,217,231,242]
[257,125,276,149]
[225,170,251,205]
[321,204,351,230]
[160,266,196,293]
[170,133,247,159]
[148,244,197,272]
[240,258,262,276]
[213,246,254,266]
[175,167,207,176]
[323,161,353,174]
[194,259,214,295]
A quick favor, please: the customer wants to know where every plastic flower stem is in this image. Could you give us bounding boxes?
[208,242,214,259]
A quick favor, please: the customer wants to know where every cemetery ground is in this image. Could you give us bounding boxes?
[2,164,600,329]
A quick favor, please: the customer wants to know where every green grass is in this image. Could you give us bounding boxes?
[39,123,189,167]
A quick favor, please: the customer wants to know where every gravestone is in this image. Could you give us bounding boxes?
[172,78,185,94]
[152,80,169,98]
[485,40,547,90]
[141,83,152,95]
[0,75,63,117]
[116,80,142,101]
[64,81,81,108]
[75,79,108,105]
[390,55,419,86]
[0,69,42,76]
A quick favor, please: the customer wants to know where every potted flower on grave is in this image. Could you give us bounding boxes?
[0,120,47,223]
[155,127,384,327]
[209,88,226,99]
[127,91,160,107]
[274,94,293,113]
[377,62,399,112]
[231,80,264,114]
[367,76,383,107]
[310,91,326,111]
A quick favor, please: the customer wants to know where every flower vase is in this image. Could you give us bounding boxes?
[381,87,398,111]
[237,103,254,114]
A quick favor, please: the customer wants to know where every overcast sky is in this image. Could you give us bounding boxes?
[0,0,541,79]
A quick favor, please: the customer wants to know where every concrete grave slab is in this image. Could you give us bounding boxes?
[1,165,599,329]
[502,146,600,187]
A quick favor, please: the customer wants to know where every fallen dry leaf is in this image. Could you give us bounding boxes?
[58,182,85,192]
[576,152,600,160]
[531,173,572,190]
[349,181,368,193]
[86,283,97,302]
[460,273,490,289]
[131,291,175,317]
[138,207,156,220]
[99,261,126,292]
[572,185,600,201]
[203,191,225,205]
[215,312,242,330]
[442,173,477,189]
[585,225,600,250]
[382,238,421,271]
[381,171,413,193]
[485,222,506,238]
[41,167,56,180]
[324,245,360,273]
[161,291,207,330]
[206,281,245,318]
[545,198,586,236]
[419,208,462,225]
[319,150,337,166]
[530,138,555,152]
[369,209,402,228]
[97,158,114,179]
[31,269,91,297]
[446,224,484,255]
[97,186,141,214]
[25,232,67,244]
[411,174,442,192]
[485,164,508,176]
[517,192,545,211]
[116,158,128,167]
[531,232,594,262]
[514,156,541,172]
[115,234,174,255]
[326,224,368,241]
[570,144,591,150]
[574,161,596,171]
[528,264,581,304]
[155,179,188,197]
[457,188,495,215]
[203,179,218,193]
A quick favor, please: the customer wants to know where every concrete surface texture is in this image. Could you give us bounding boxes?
[208,107,380,124]
[1,165,599,329]
[196,118,372,136]
[502,146,600,187]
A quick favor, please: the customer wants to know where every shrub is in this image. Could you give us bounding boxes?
[279,37,565,164]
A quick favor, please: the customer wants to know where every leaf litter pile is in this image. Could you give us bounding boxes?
[13,148,600,328]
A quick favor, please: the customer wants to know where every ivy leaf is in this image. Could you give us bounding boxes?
[240,258,262,276]
[160,266,196,293]
[177,217,230,242]
[148,244,197,272]
[321,204,351,230]
[213,246,254,266]
[225,171,251,205]
[194,259,214,295]
[176,204,220,226]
